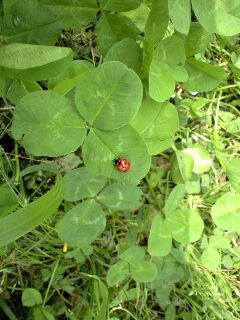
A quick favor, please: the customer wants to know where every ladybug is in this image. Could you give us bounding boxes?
[113,157,130,172]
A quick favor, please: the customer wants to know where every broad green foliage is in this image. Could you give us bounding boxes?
[211,193,240,232]
[48,60,91,95]
[58,200,106,246]
[63,167,107,202]
[168,0,191,35]
[130,261,157,282]
[104,38,142,74]
[75,61,143,131]
[2,0,61,45]
[145,0,168,44]
[0,184,19,216]
[99,0,141,12]
[11,91,87,156]
[96,13,139,55]
[97,182,142,211]
[82,126,151,185]
[39,0,98,29]
[226,158,240,193]
[201,246,221,271]
[184,58,227,92]
[192,0,240,36]
[149,36,187,102]
[0,173,63,247]
[0,43,73,80]
[184,23,212,57]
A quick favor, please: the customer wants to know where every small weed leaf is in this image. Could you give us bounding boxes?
[164,184,186,216]
[148,215,172,257]
[166,209,204,244]
[168,0,191,35]
[130,260,157,283]
[211,193,240,232]
[75,61,143,131]
[184,58,227,92]
[99,0,142,12]
[22,288,43,307]
[58,200,106,246]
[171,150,194,184]
[39,0,98,30]
[226,158,240,193]
[63,167,107,202]
[104,38,142,74]
[119,246,145,262]
[97,182,142,211]
[0,184,19,216]
[106,260,129,287]
[0,43,73,81]
[96,13,139,55]
[192,0,240,36]
[3,0,61,45]
[82,126,151,185]
[11,90,87,156]
[201,246,221,271]
[182,146,212,174]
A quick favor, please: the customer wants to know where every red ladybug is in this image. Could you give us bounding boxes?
[114,157,130,172]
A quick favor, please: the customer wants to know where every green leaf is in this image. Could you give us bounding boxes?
[146,137,174,156]
[225,118,240,133]
[106,260,129,287]
[132,99,179,142]
[39,0,98,29]
[97,182,142,211]
[148,215,172,257]
[130,261,157,282]
[100,0,141,12]
[209,235,230,250]
[165,304,176,320]
[168,0,191,35]
[30,306,55,320]
[182,146,212,174]
[22,288,43,307]
[104,38,142,74]
[226,158,240,193]
[211,193,240,232]
[63,167,107,202]
[0,173,63,247]
[184,58,227,92]
[191,0,240,36]
[3,0,61,45]
[0,184,19,216]
[149,36,187,102]
[82,126,151,185]
[145,0,169,44]
[75,62,143,131]
[164,184,185,215]
[119,246,145,262]
[11,91,87,157]
[58,200,106,246]
[96,13,139,55]
[167,209,204,244]
[122,2,150,32]
[171,150,194,184]
[48,60,91,95]
[201,246,221,271]
[184,22,212,57]
[0,43,73,81]
[0,68,6,97]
